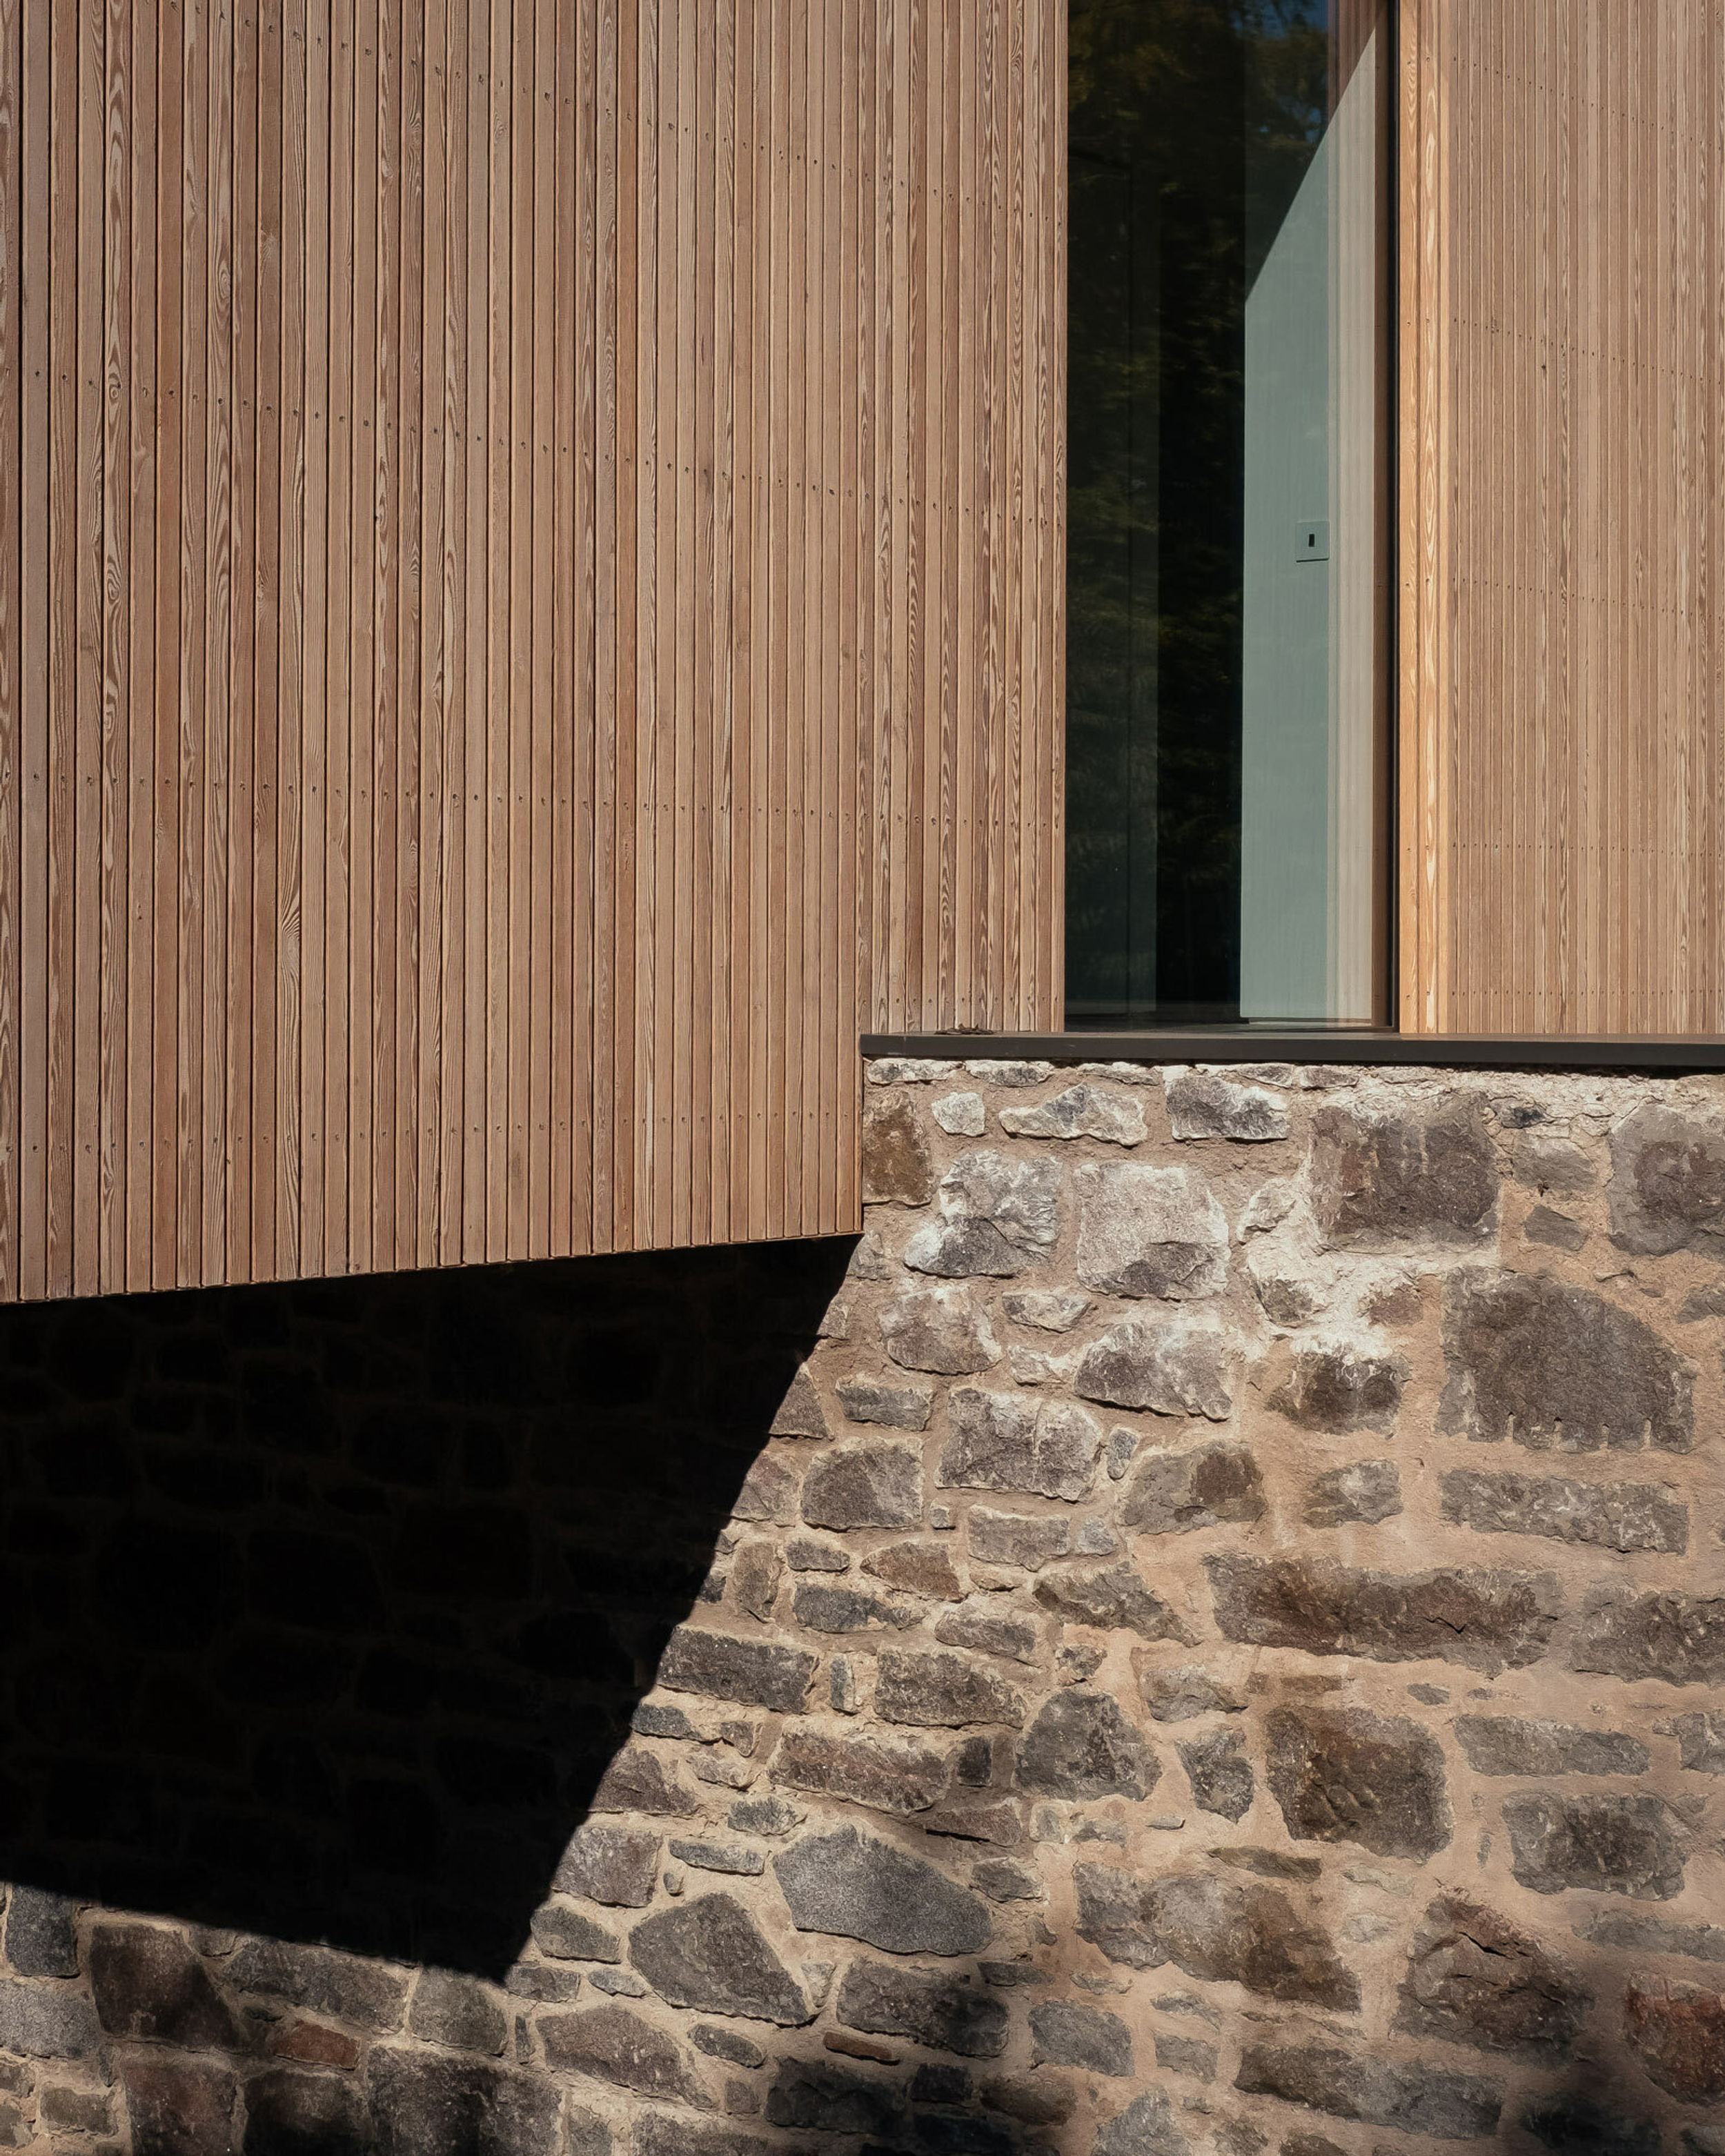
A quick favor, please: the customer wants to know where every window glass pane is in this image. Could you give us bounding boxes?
[1066,0,1390,1026]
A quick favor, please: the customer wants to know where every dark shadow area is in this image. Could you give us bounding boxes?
[0,1238,852,1979]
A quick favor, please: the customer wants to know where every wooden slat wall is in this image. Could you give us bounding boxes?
[0,0,1065,1299]
[1399,0,1725,1033]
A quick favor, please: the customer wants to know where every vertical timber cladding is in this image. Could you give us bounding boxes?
[1399,0,1725,1034]
[0,1,1065,1299]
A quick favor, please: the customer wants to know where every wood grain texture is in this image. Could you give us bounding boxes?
[0,0,1065,1297]
[1400,0,1725,1034]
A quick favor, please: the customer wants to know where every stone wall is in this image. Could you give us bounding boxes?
[0,1058,1722,2156]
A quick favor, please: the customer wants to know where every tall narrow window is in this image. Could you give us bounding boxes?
[1066,0,1392,1027]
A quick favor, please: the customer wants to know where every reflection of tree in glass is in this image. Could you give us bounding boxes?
[1243,2,1330,283]
[1066,0,1329,1021]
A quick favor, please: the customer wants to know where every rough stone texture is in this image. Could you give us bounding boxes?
[1122,1442,1265,1536]
[727,1797,800,1838]
[1074,1865,1359,2011]
[1029,1997,1133,2075]
[88,1922,239,2049]
[1212,1848,1319,1881]
[1072,1318,1234,1420]
[1235,2040,1504,2139]
[1016,1690,1157,1799]
[832,1375,934,1432]
[967,1507,1070,1570]
[938,1386,1104,1499]
[408,1968,510,2055]
[531,1903,624,1963]
[1515,1130,1598,1193]
[627,1896,809,2025]
[875,1646,1025,1730]
[999,1082,1148,1147]
[965,1060,1054,1088]
[984,2072,1076,2126]
[1442,1269,1693,1452]
[1454,1716,1650,1777]
[1165,1069,1292,1144]
[789,1581,916,1634]
[592,1743,701,1817]
[933,1599,1039,1663]
[0,1980,100,2061]
[1209,1554,1561,1673]
[732,1454,799,1524]
[555,1827,663,1910]
[972,1858,1041,1904]
[869,1058,960,1085]
[1503,1792,1687,1899]
[1394,1893,1592,2058]
[1524,1204,1587,1252]
[2,1890,77,1981]
[1570,1591,1725,1685]
[1252,1267,1323,1327]
[769,1728,949,1816]
[120,2060,241,2156]
[1608,1104,1725,1256]
[1272,1344,1406,1432]
[1664,1709,1725,1771]
[862,1098,937,1205]
[800,1441,925,1528]
[835,1960,1009,2058]
[691,2024,767,2069]
[769,1367,829,1441]
[1154,2033,1217,2081]
[1002,1287,1091,1332]
[763,2057,904,2135]
[224,1940,411,2033]
[1075,1163,1230,1300]
[1032,1559,1195,1643]
[933,1091,987,1138]
[1303,1458,1401,1527]
[861,1538,964,1599]
[1310,1096,1498,1249]
[731,1541,785,1622]
[905,1151,1063,1278]
[1176,1729,1255,1821]
[635,2121,767,2156]
[786,1534,849,1572]
[1096,2091,1192,2156]
[659,1627,816,1712]
[1624,1982,1725,2103]
[540,2004,710,2105]
[377,2050,564,2156]
[773,1827,992,1956]
[1265,1705,1451,1860]
[3,1060,1725,2156]
[880,1287,1001,1376]
[1441,1467,1689,1554]
[1136,1663,1245,1723]
[667,1839,765,1879]
[1576,1908,1725,1966]
[39,2088,110,2135]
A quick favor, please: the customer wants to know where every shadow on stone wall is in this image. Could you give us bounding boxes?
[0,1239,852,1979]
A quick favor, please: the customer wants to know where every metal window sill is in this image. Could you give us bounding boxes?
[860,1030,1725,1074]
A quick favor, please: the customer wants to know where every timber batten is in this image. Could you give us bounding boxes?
[0,0,1065,1297]
[1399,0,1725,1034]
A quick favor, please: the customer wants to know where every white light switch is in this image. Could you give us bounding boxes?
[1296,519,1330,562]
